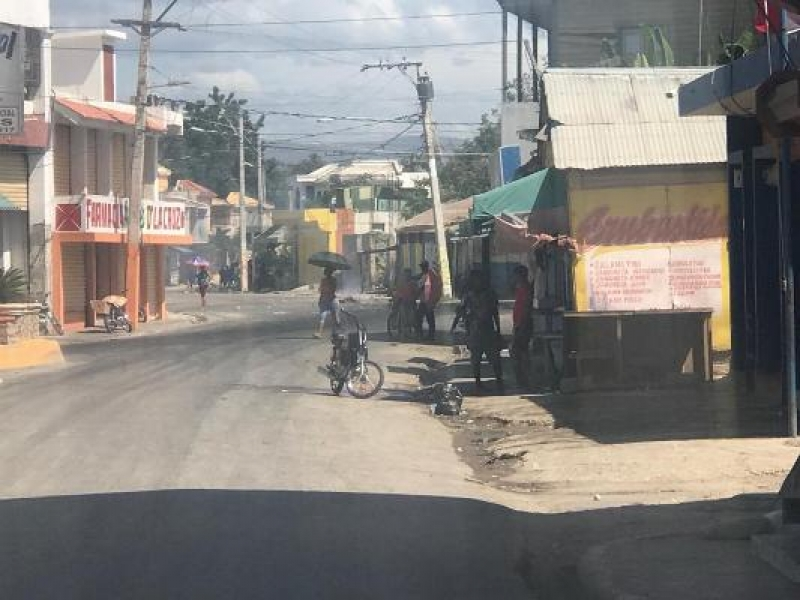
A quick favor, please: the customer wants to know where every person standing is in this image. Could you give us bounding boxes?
[196,265,210,308]
[511,265,533,388]
[315,267,338,338]
[416,260,443,341]
[452,270,504,392]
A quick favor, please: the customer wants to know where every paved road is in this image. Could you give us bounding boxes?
[0,300,533,599]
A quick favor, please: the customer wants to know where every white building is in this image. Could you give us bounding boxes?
[0,0,51,295]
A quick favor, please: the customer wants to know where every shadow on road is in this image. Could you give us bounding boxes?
[0,490,791,599]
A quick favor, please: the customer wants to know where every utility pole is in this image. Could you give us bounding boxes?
[361,60,452,298]
[257,137,265,232]
[239,112,249,293]
[113,0,182,330]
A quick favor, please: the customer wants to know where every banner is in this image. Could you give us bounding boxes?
[0,23,24,135]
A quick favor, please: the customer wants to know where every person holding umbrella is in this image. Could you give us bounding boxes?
[307,252,350,339]
[314,266,338,338]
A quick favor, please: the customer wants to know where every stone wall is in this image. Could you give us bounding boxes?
[0,305,40,345]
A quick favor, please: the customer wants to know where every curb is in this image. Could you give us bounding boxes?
[0,339,64,371]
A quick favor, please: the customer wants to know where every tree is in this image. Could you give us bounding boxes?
[290,153,326,176]
[437,112,500,202]
[160,87,264,198]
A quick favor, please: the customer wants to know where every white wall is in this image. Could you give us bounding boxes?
[0,0,49,28]
[501,101,539,162]
[51,34,104,100]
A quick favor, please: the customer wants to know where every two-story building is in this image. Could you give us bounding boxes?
[47,29,186,329]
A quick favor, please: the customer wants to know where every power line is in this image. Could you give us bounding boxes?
[52,10,500,30]
[51,40,508,55]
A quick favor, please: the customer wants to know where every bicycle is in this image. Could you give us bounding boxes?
[38,293,64,336]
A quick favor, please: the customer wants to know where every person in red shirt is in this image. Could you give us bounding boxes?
[314,267,338,338]
[511,264,533,388]
[415,260,443,341]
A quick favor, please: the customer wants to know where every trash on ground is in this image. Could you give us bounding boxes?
[425,383,464,416]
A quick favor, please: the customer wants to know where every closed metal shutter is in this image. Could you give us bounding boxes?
[144,246,159,316]
[111,133,127,197]
[62,243,87,324]
[53,124,71,196]
[86,130,99,194]
[0,151,28,210]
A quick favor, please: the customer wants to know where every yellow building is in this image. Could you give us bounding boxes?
[534,69,731,349]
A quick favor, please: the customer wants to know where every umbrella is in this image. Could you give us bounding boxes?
[308,251,351,271]
[186,257,210,267]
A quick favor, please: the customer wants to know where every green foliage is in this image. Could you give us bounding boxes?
[438,112,500,202]
[160,87,265,198]
[718,29,759,64]
[400,180,432,219]
[0,267,26,303]
[636,25,675,67]
[290,153,326,176]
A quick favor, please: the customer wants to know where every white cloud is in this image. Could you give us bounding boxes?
[190,69,262,94]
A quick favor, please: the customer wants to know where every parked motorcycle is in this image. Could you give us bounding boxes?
[98,295,133,333]
[324,310,385,398]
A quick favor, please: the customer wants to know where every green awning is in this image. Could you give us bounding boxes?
[472,168,566,218]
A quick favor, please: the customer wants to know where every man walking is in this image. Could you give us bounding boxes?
[511,265,533,389]
[416,260,443,341]
[452,269,504,393]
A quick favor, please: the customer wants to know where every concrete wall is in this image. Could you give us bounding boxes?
[0,0,49,28]
[547,0,754,67]
[567,166,731,349]
[51,35,104,100]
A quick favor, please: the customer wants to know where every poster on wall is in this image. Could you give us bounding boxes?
[0,23,24,135]
[585,241,724,314]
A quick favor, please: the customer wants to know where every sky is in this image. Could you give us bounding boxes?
[51,0,509,159]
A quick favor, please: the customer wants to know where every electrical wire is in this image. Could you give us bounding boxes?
[50,40,509,55]
[52,11,501,30]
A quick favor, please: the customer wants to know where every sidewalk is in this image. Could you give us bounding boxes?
[406,343,800,598]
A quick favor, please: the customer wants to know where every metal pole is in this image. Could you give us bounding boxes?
[501,10,508,102]
[780,6,798,437]
[125,0,152,331]
[516,15,523,102]
[697,0,704,65]
[239,113,249,293]
[420,94,452,299]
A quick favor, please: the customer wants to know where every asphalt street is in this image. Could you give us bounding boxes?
[0,297,533,599]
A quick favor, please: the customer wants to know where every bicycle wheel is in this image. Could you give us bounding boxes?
[346,360,385,399]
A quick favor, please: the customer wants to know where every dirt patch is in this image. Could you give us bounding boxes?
[441,412,555,490]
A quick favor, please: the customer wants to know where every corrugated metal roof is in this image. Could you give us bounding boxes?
[398,198,473,232]
[543,68,727,170]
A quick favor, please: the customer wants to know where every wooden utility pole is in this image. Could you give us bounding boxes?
[360,60,452,298]
[113,0,182,329]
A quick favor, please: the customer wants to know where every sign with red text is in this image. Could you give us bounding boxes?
[56,196,187,236]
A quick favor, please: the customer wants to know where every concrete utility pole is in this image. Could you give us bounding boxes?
[257,137,265,231]
[360,60,453,298]
[113,0,182,330]
[238,112,249,293]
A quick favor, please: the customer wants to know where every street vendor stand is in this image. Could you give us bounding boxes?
[562,309,713,389]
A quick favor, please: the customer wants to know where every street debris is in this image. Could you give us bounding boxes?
[425,383,464,416]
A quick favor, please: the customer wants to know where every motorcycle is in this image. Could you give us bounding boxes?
[324,310,385,399]
[98,295,133,333]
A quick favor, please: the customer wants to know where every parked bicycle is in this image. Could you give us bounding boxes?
[90,295,133,333]
[323,309,385,398]
[38,293,64,336]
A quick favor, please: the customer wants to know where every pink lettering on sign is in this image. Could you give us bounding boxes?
[576,205,727,246]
